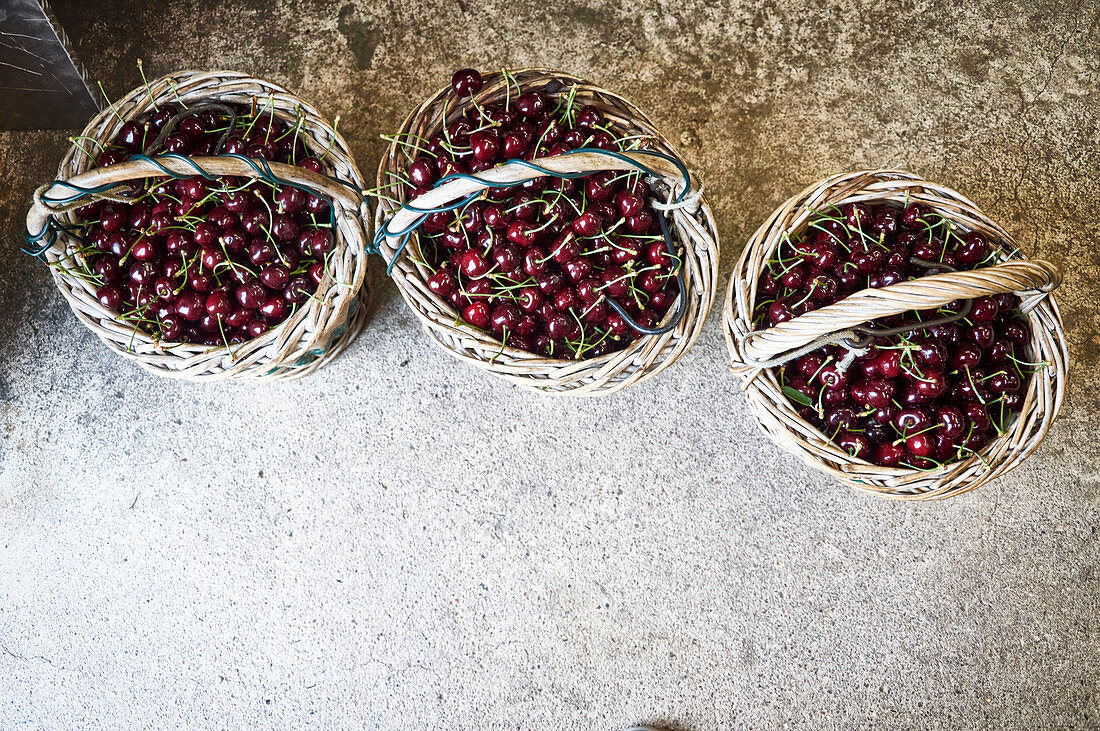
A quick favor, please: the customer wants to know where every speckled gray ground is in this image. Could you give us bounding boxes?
[1,1,1098,728]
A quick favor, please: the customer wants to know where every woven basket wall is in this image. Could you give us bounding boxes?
[374,68,720,396]
[724,170,1067,500]
[28,70,371,381]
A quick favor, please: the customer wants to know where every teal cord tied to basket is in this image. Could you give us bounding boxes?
[23,152,367,259]
[373,146,694,336]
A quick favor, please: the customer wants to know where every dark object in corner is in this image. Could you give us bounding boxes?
[0,0,99,130]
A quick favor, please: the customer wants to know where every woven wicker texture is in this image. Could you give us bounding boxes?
[27,70,371,381]
[724,170,1068,500]
[374,68,720,396]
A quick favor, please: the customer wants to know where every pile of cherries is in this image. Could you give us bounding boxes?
[395,68,682,359]
[753,201,1037,470]
[71,99,331,346]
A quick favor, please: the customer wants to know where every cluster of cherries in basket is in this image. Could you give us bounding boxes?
[72,99,331,346]
[395,68,682,359]
[753,201,1037,470]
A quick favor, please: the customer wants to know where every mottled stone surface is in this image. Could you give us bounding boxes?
[1,1,1098,728]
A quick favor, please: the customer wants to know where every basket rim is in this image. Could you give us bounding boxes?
[39,69,372,381]
[722,168,1068,499]
[374,67,721,396]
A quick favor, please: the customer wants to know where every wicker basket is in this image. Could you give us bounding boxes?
[24,70,371,381]
[724,170,1067,500]
[374,68,720,396]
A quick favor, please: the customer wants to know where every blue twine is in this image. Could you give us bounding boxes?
[373,146,694,336]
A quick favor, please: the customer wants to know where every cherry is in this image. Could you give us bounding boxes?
[489,303,520,334]
[235,281,266,310]
[451,68,483,97]
[935,406,966,439]
[116,121,145,150]
[462,301,491,328]
[987,370,1021,393]
[205,290,232,319]
[506,221,538,247]
[515,91,546,118]
[522,247,548,277]
[571,212,602,237]
[626,211,653,233]
[779,264,807,289]
[553,287,578,311]
[825,406,860,430]
[956,231,990,264]
[537,269,565,296]
[284,276,314,304]
[843,202,871,231]
[906,433,935,458]
[1001,320,1028,346]
[564,257,592,283]
[600,266,631,297]
[801,240,839,270]
[269,214,299,241]
[274,186,306,215]
[260,264,291,289]
[160,314,183,341]
[408,157,437,189]
[470,131,500,162]
[900,203,929,229]
[546,313,572,339]
[768,301,793,325]
[967,323,995,349]
[99,203,127,232]
[459,250,490,277]
[174,290,205,321]
[310,229,335,256]
[260,297,288,321]
[875,442,906,467]
[894,407,931,435]
[914,370,947,398]
[807,273,839,300]
[837,432,871,460]
[96,285,123,310]
[850,378,895,409]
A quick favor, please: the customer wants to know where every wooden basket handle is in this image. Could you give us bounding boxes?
[741,258,1062,366]
[379,150,698,249]
[26,155,365,257]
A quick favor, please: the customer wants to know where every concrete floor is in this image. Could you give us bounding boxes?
[2,0,1099,728]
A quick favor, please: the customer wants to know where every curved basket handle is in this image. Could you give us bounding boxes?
[741,258,1062,366]
[379,150,696,248]
[26,154,365,257]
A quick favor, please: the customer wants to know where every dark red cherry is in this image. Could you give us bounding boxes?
[284,276,314,304]
[260,297,288,321]
[260,264,290,289]
[96,285,123,310]
[894,407,931,435]
[428,269,457,296]
[174,290,205,321]
[489,303,520,334]
[571,212,602,237]
[876,442,906,467]
[837,432,872,460]
[451,68,483,97]
[515,91,546,118]
[906,433,935,458]
[235,281,266,310]
[935,406,967,439]
[159,314,183,341]
[462,301,491,328]
[459,250,489,277]
[310,229,335,256]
